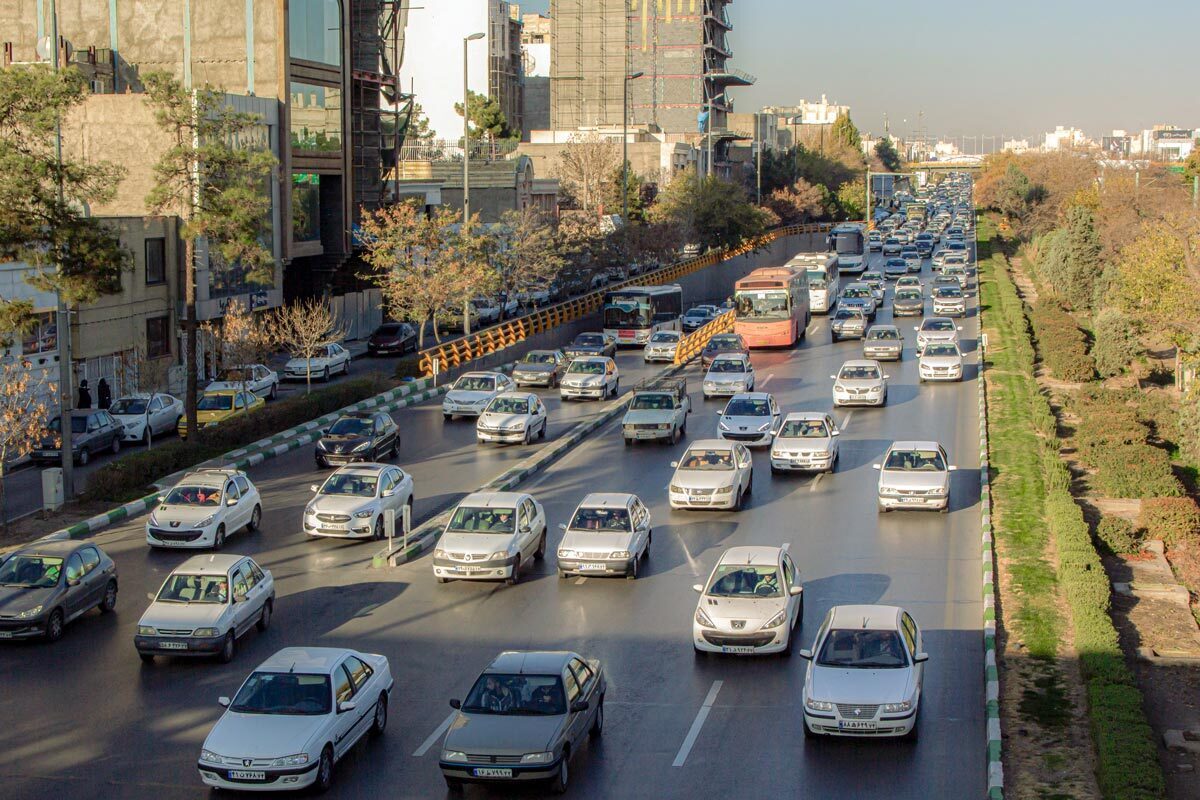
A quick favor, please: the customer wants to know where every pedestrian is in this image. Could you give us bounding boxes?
[77,379,92,409]
[97,378,112,410]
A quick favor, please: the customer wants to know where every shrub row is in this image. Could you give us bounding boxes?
[83,376,393,503]
[1139,496,1200,545]
[1095,515,1142,555]
[1028,299,1096,382]
[1068,386,1183,498]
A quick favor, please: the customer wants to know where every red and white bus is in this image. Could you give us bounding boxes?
[602,284,684,346]
[733,267,811,348]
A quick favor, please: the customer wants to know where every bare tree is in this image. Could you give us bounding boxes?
[0,359,56,528]
[272,299,345,394]
[201,299,278,407]
[556,133,621,213]
[490,208,566,314]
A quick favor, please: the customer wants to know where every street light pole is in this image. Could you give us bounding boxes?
[622,71,644,222]
[461,32,485,222]
[49,0,74,497]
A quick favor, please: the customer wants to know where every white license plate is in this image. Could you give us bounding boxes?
[838,720,877,731]
[900,497,925,504]
[473,768,513,778]
[159,641,188,650]
[0,631,13,639]
[228,770,266,780]
[721,645,756,654]
[457,566,483,574]
[580,563,607,571]
[636,432,659,439]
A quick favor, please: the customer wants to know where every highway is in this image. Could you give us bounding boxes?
[0,247,984,799]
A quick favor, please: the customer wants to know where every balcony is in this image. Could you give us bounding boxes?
[705,67,756,87]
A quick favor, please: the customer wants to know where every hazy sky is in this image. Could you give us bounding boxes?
[517,0,1199,144]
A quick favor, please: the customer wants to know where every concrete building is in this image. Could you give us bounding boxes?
[1042,125,1090,151]
[763,95,849,127]
[1003,138,1031,154]
[521,13,553,138]
[518,126,694,196]
[1137,126,1196,161]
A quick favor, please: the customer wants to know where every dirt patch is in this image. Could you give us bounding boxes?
[0,502,120,551]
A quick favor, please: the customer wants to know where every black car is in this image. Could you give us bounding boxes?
[0,540,118,642]
[31,409,123,466]
[367,322,418,356]
[315,411,400,468]
[564,332,617,359]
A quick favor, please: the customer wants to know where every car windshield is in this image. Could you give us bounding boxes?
[46,416,89,434]
[454,376,496,392]
[924,320,955,332]
[376,324,402,336]
[843,286,868,298]
[156,573,229,603]
[570,507,632,531]
[935,287,963,298]
[868,328,900,340]
[840,366,880,380]
[735,290,790,321]
[886,260,906,269]
[448,506,516,533]
[924,344,960,357]
[319,473,378,497]
[818,629,908,668]
[0,555,64,588]
[706,336,741,350]
[462,673,565,716]
[487,397,530,414]
[230,672,332,716]
[706,565,782,598]
[724,398,770,416]
[833,308,862,320]
[897,290,922,301]
[709,359,746,374]
[574,334,603,346]
[863,273,883,283]
[568,360,604,375]
[328,417,372,436]
[523,352,556,364]
[780,419,828,438]
[631,393,674,410]
[683,310,709,320]
[110,398,148,415]
[884,449,947,471]
[219,368,255,382]
[197,394,233,411]
[679,449,735,470]
[164,485,221,506]
[650,332,679,343]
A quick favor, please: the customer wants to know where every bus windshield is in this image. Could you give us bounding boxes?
[834,232,863,255]
[806,271,827,290]
[603,301,650,329]
[735,290,790,321]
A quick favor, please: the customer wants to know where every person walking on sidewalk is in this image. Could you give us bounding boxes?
[97,378,112,410]
[77,379,92,409]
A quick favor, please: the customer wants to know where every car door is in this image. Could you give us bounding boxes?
[144,395,163,435]
[331,662,363,757]
[515,499,537,557]
[769,396,781,434]
[735,444,752,491]
[782,553,801,626]
[567,658,601,736]
[229,565,256,636]
[605,360,617,392]
[743,361,755,389]
[343,655,380,746]
[62,552,89,619]
[901,612,924,691]
[222,480,243,531]
[376,413,396,454]
[239,558,270,626]
[77,546,107,609]
[561,665,588,748]
[631,501,649,558]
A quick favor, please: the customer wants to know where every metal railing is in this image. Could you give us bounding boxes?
[673,310,735,365]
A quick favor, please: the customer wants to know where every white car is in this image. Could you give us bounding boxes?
[717,392,780,447]
[442,371,515,419]
[801,605,927,739]
[703,353,755,398]
[882,237,901,255]
[433,492,547,585]
[147,469,262,550]
[284,343,351,382]
[919,341,965,382]
[109,392,184,444]
[692,546,804,656]
[932,286,966,317]
[643,330,682,362]
[669,440,754,511]
[206,364,280,400]
[915,317,963,349]
[770,412,840,474]
[559,356,619,401]
[895,276,922,293]
[476,392,548,445]
[197,647,393,793]
[303,464,413,540]
[135,554,275,664]
[943,263,969,288]
[875,440,956,512]
[831,360,889,407]
[557,493,653,580]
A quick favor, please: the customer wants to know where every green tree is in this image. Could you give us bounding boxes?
[835,180,866,220]
[143,72,278,437]
[1183,150,1200,182]
[830,112,862,152]
[1110,222,1200,345]
[1060,205,1103,312]
[874,137,902,172]
[598,162,646,221]
[650,169,772,252]
[1092,308,1141,378]
[454,90,515,142]
[407,101,437,143]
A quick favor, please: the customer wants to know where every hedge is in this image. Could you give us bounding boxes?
[1028,299,1096,382]
[1095,515,1142,555]
[1068,386,1184,497]
[1139,496,1200,545]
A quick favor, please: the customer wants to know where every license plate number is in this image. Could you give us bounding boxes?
[636,432,659,439]
[159,641,188,650]
[838,720,877,731]
[580,563,607,571]
[229,770,266,780]
[473,768,513,778]
[0,631,13,639]
[900,497,924,503]
[458,566,483,574]
[721,645,756,654]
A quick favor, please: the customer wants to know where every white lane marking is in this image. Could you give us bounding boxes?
[413,712,457,757]
[839,410,854,432]
[810,473,823,492]
[673,680,724,767]
[761,373,774,387]
[575,577,588,585]
[677,535,701,575]
[806,322,819,336]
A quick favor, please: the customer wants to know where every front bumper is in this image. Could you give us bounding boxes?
[831,327,864,339]
[316,450,372,466]
[623,424,673,441]
[863,347,902,361]
[694,626,788,654]
[878,492,948,510]
[433,555,517,580]
[770,452,833,472]
[558,555,635,577]
[669,489,737,509]
[477,427,529,443]
[120,426,147,442]
[303,515,375,538]
[439,757,562,784]
[136,633,226,656]
[920,365,963,381]
[833,391,885,407]
[934,304,965,317]
[703,384,746,397]
[146,525,215,548]
[0,619,49,639]
[443,404,487,418]
[512,372,554,387]
[803,706,916,737]
[718,429,772,446]
[643,348,677,362]
[560,385,606,400]
[198,760,320,791]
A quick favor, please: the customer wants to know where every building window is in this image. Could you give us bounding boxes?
[21,311,58,355]
[146,316,170,359]
[292,174,321,243]
[290,82,342,154]
[289,0,342,66]
[145,237,166,285]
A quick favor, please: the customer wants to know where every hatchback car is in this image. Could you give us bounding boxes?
[180,389,264,439]
[477,392,548,444]
[801,605,926,739]
[863,325,904,360]
[831,360,889,407]
[32,409,123,465]
[136,554,274,664]
[304,464,413,540]
[861,271,885,302]
[0,540,117,642]
[703,354,755,398]
[875,441,956,512]
[198,647,393,793]
[915,317,963,349]
[557,493,652,579]
[770,412,840,474]
[443,371,515,419]
[109,392,185,444]
[559,356,619,400]
[434,492,547,584]
[932,285,966,317]
[147,468,262,549]
[366,322,418,356]
[669,440,754,511]
[717,392,780,447]
[693,546,804,656]
[206,364,279,400]
[284,342,351,382]
[919,341,965,382]
[563,332,616,359]
[315,411,399,467]
[512,350,567,388]
[700,333,749,370]
[643,330,682,362]
[440,651,605,794]
[883,257,908,280]
[830,306,867,341]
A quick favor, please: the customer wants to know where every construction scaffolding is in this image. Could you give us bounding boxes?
[550,0,628,130]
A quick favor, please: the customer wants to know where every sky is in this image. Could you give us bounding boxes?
[516,0,1199,146]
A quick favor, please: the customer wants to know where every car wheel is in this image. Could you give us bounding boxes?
[626,556,638,580]
[624,437,633,447]
[771,464,780,474]
[343,359,351,375]
[248,505,261,532]
[444,777,464,794]
[269,383,278,400]
[590,697,604,738]
[539,419,547,440]
[314,745,334,794]
[535,531,547,560]
[257,599,272,632]
[905,716,920,742]
[443,413,453,421]
[558,569,569,580]
[77,447,90,466]
[672,425,681,445]
[143,428,153,448]
[111,436,121,455]
[139,653,154,664]
[878,502,890,514]
[523,426,532,445]
[218,631,235,664]
[549,750,570,794]
[213,524,226,550]
[45,609,65,642]
[321,367,330,382]
[370,692,388,737]
[100,580,118,613]
[732,486,743,512]
[373,516,384,540]
[745,472,753,496]
[506,556,521,586]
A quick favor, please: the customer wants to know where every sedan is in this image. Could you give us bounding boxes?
[692,546,804,656]
[703,354,755,398]
[868,231,883,252]
[477,392,548,445]
[303,464,413,540]
[136,554,274,664]
[643,330,682,362]
[366,322,418,356]
[109,392,184,445]
[284,343,351,382]
[700,332,749,370]
[32,409,122,465]
[180,390,265,439]
[770,412,840,474]
[557,493,652,579]
[875,440,956,512]
[441,651,605,794]
[895,275,923,293]
[883,257,908,280]
[932,285,966,317]
[206,364,279,400]
[669,440,754,511]
[559,356,619,401]
[944,263,969,289]
[512,350,567,388]
[681,307,716,333]
[198,647,393,793]
[434,492,548,585]
[915,317,963,349]
[0,540,117,642]
[563,332,616,359]
[900,246,921,272]
[831,360,889,407]
[315,411,399,467]
[863,325,904,361]
[861,271,885,303]
[919,341,965,382]
[830,306,867,341]
[882,237,902,255]
[443,371,515,419]
[717,392,780,447]
[801,605,926,739]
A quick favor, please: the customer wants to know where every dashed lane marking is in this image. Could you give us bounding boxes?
[672,680,724,767]
[840,410,854,431]
[575,577,588,585]
[413,712,457,757]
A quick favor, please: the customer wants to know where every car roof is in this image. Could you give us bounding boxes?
[726,392,772,402]
[172,554,247,574]
[178,467,243,487]
[487,650,577,675]
[710,352,748,362]
[571,356,610,363]
[459,491,530,507]
[717,545,783,566]
[256,647,359,673]
[492,391,535,400]
[117,392,156,400]
[868,324,900,332]
[337,411,376,420]
[888,440,943,451]
[828,604,903,630]
[840,359,880,368]
[18,539,88,557]
[460,371,503,379]
[686,438,734,450]
[201,388,241,397]
[577,493,635,508]
[782,411,829,422]
[330,463,392,476]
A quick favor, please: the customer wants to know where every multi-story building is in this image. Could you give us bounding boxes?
[1042,125,1090,151]
[521,12,553,137]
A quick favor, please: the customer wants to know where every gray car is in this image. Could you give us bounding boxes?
[0,540,118,642]
[512,350,567,388]
[441,651,606,794]
[863,325,904,361]
[31,409,123,466]
[830,306,867,341]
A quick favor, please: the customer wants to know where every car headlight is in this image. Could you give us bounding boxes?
[757,422,772,432]
[504,422,527,431]
[610,550,630,559]
[714,485,734,495]
[269,753,311,767]
[558,548,578,559]
[199,749,224,764]
[441,750,468,763]
[805,698,834,712]
[695,607,716,628]
[137,625,157,635]
[304,502,317,515]
[148,513,159,526]
[669,484,684,494]
[762,609,788,629]
[434,549,448,559]
[354,509,375,518]
[718,420,731,431]
[193,628,220,637]
[15,605,44,619]
[929,486,949,496]
[316,439,328,451]
[196,515,215,528]
[833,384,845,392]
[352,440,372,452]
[521,752,555,764]
[880,487,901,496]
[490,550,509,560]
[883,700,912,713]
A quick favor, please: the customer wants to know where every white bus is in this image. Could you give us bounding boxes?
[787,253,840,314]
[827,223,867,275]
[602,284,684,345]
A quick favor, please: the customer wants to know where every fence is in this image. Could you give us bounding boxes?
[416,222,836,377]
[673,311,736,365]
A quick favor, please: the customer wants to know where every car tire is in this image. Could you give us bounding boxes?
[624,437,633,447]
[906,716,920,742]
[218,631,235,664]
[321,367,330,383]
[878,502,890,513]
[558,569,569,580]
[445,777,464,794]
[370,692,388,737]
[143,428,153,448]
[443,413,453,421]
[745,472,753,497]
[436,576,450,584]
[535,531,547,561]
[549,749,570,795]
[732,486,742,512]
[45,608,65,642]
[672,426,681,445]
[99,580,118,613]
[77,447,90,466]
[506,557,521,587]
[626,557,638,580]
[771,464,780,474]
[257,599,272,632]
[248,505,261,533]
[111,436,121,455]
[139,653,154,664]
[523,426,532,445]
[781,628,793,657]
[373,516,384,541]
[213,524,226,550]
[269,383,278,401]
[590,697,604,738]
[539,420,547,440]
[314,745,334,794]
[803,719,820,740]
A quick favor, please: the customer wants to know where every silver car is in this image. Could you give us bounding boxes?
[622,378,690,444]
[441,651,606,794]
[702,354,755,398]
[831,360,889,407]
[692,546,804,656]
[443,372,515,420]
[643,330,682,362]
[303,464,414,541]
[557,493,652,579]
[863,325,903,361]
[915,317,962,349]
[669,440,754,511]
[770,412,840,474]
[433,492,548,585]
[874,440,957,512]
[919,341,964,382]
[559,356,619,401]
[511,350,566,388]
[830,306,867,341]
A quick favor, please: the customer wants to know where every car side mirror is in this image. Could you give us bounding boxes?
[519,525,531,534]
[382,489,395,498]
[233,592,247,604]
[789,586,803,596]
[913,652,930,663]
[570,701,589,714]
[829,375,836,380]
[670,461,679,469]
[872,463,881,470]
[949,465,959,471]
[449,698,462,710]
[913,326,919,331]
[226,497,238,506]
[337,700,357,714]
[218,696,231,707]
[831,429,841,436]
[884,374,892,380]
[798,649,813,660]
[558,523,567,531]
[693,584,704,593]
[67,577,80,587]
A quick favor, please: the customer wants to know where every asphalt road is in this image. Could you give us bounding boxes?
[0,247,985,799]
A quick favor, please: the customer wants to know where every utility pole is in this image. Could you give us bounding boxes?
[49,0,74,498]
[755,113,762,205]
[622,71,644,222]
[461,32,484,337]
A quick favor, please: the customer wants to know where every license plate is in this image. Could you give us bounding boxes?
[636,432,659,439]
[721,645,756,654]
[791,460,810,467]
[458,566,483,574]
[229,770,266,780]
[0,631,13,639]
[900,497,925,504]
[473,768,513,778]
[580,563,607,571]
[838,720,877,731]
[159,641,188,650]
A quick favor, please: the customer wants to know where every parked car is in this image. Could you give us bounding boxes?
[622,378,690,445]
[557,493,652,579]
[433,492,548,584]
[135,554,274,664]
[283,343,351,382]
[874,440,956,512]
[179,390,265,440]
[109,392,184,445]
[512,350,567,388]
[315,411,400,467]
[205,364,279,400]
[477,392,548,445]
[643,330,682,363]
[304,463,414,540]
[692,546,803,656]
[668,440,754,511]
[0,540,118,642]
[699,332,749,370]
[32,409,123,465]
[146,468,262,549]
[563,332,617,359]
[443,371,515,420]
[366,322,418,356]
[770,412,840,474]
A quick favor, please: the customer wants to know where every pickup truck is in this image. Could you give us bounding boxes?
[621,378,691,446]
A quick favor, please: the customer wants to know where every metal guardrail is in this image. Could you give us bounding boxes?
[674,311,735,365]
[416,222,835,378]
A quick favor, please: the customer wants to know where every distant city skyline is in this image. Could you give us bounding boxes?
[515,0,1198,142]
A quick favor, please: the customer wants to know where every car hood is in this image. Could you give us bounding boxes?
[0,585,57,616]
[832,316,864,326]
[720,414,773,433]
[836,378,884,390]
[698,595,784,625]
[444,712,564,756]
[879,470,950,490]
[139,600,229,629]
[285,357,328,369]
[478,412,530,428]
[205,381,256,393]
[110,412,149,425]
[204,712,328,759]
[562,373,604,385]
[310,495,375,516]
[704,370,749,382]
[566,345,604,355]
[445,390,495,404]
[920,355,963,368]
[153,505,222,526]
[513,363,554,374]
[440,531,515,555]
[773,436,833,452]
[196,408,237,424]
[318,434,370,450]
[560,529,633,552]
[919,330,958,341]
[865,339,902,349]
[623,409,673,424]
[672,469,737,489]
[808,665,915,705]
[893,298,923,308]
